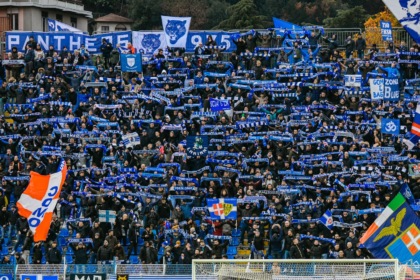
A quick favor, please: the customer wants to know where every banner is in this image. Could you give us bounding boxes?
[186,136,209,157]
[187,31,235,53]
[99,210,116,223]
[70,275,106,280]
[6,31,131,54]
[382,0,420,43]
[344,75,362,87]
[0,275,12,280]
[121,53,142,72]
[370,78,384,100]
[21,276,58,280]
[161,16,191,48]
[48,18,82,32]
[121,132,140,148]
[381,118,400,135]
[207,198,237,220]
[384,78,400,101]
[132,31,167,57]
[209,98,231,112]
[380,20,393,41]
[360,193,420,263]
[16,159,67,242]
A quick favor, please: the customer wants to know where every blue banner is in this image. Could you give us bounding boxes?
[186,136,209,157]
[121,53,142,72]
[381,118,400,135]
[384,78,400,101]
[186,31,235,53]
[6,31,131,54]
[0,275,12,280]
[380,20,393,42]
[209,98,231,112]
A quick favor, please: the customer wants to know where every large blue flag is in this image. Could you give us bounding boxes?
[381,118,400,135]
[401,183,415,204]
[382,0,420,43]
[360,193,420,263]
[121,53,142,72]
[272,17,303,31]
[207,198,237,220]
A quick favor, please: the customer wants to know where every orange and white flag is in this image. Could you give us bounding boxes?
[17,159,67,242]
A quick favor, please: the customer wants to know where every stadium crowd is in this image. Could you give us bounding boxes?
[0,28,419,266]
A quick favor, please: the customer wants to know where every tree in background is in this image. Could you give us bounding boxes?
[323,6,369,29]
[364,8,401,48]
[216,0,270,29]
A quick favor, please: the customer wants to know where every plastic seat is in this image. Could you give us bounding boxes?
[230,237,240,246]
[59,228,69,237]
[1,246,8,255]
[227,254,235,259]
[227,246,237,255]
[65,255,73,264]
[129,255,139,264]
[232,229,241,237]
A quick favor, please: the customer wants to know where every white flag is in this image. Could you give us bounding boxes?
[48,18,82,32]
[161,16,191,48]
[132,31,167,57]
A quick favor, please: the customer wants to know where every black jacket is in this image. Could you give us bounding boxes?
[46,247,62,264]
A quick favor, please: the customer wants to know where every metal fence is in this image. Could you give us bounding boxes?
[10,264,193,280]
[0,263,417,280]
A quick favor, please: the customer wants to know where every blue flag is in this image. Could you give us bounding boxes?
[381,118,400,135]
[186,136,209,157]
[121,53,142,72]
[380,21,393,42]
[207,198,237,220]
[210,98,231,112]
[319,210,334,230]
[383,78,400,101]
[401,183,415,205]
[273,17,303,31]
[360,193,420,263]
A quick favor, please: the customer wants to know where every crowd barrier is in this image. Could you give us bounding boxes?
[0,262,417,280]
[0,264,193,280]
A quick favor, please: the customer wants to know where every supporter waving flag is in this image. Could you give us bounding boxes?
[16,159,67,242]
[207,198,237,220]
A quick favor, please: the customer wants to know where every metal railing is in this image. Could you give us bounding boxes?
[12,264,193,280]
[0,262,413,279]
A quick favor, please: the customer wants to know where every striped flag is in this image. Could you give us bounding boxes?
[403,104,420,150]
[17,159,67,242]
[360,193,420,263]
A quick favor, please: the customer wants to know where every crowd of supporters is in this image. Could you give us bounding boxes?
[0,28,419,265]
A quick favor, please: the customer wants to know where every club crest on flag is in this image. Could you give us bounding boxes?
[207,198,237,220]
[127,57,135,67]
[386,224,420,263]
[360,193,420,263]
[187,136,208,157]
